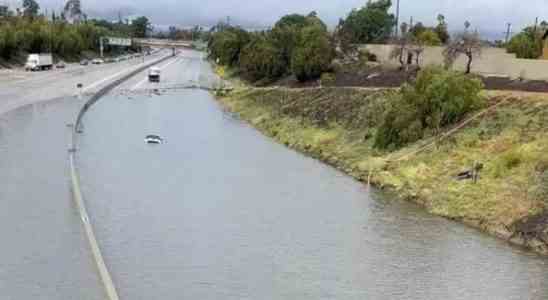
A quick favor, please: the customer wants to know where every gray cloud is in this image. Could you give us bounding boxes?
[35,0,547,37]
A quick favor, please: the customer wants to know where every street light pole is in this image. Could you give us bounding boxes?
[395,0,400,37]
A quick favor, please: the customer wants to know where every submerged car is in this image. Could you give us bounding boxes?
[80,59,89,66]
[145,135,163,144]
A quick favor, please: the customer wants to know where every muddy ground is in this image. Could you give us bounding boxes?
[273,66,548,93]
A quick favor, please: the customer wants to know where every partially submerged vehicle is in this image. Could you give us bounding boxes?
[145,135,163,144]
[148,67,161,82]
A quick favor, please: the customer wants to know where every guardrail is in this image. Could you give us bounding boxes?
[69,54,174,300]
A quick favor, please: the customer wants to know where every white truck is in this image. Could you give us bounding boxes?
[148,67,161,82]
[25,54,53,71]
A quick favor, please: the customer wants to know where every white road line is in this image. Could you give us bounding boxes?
[130,56,181,91]
[82,63,143,92]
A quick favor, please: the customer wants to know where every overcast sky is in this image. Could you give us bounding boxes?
[26,0,548,38]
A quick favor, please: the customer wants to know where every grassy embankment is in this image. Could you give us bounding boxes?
[215,78,548,255]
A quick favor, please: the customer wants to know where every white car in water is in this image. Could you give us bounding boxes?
[145,135,163,144]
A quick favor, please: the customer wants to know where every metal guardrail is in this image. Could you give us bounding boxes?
[69,54,174,300]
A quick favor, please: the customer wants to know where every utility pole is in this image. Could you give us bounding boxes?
[395,0,400,37]
[534,17,539,33]
[504,23,512,43]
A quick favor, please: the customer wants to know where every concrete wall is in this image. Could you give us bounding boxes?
[362,44,548,81]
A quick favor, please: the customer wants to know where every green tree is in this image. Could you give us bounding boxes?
[208,27,250,66]
[506,26,543,59]
[239,33,287,81]
[274,14,309,29]
[271,12,327,66]
[131,16,152,38]
[409,22,426,38]
[435,14,450,44]
[22,0,40,18]
[339,0,395,43]
[291,25,335,81]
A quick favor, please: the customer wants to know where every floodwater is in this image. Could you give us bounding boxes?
[0,97,104,300]
[77,89,548,300]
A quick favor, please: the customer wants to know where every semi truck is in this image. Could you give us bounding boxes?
[25,54,53,71]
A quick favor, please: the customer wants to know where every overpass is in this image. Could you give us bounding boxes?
[133,38,193,49]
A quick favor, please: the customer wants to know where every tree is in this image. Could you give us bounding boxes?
[22,0,40,18]
[443,22,482,74]
[131,16,152,38]
[274,14,309,29]
[339,0,395,44]
[208,27,250,66]
[409,22,426,38]
[506,26,543,59]
[390,22,412,69]
[435,14,450,44]
[291,25,335,81]
[239,33,287,81]
[272,12,327,66]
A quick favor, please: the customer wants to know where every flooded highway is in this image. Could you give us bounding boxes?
[0,96,104,299]
[1,50,548,299]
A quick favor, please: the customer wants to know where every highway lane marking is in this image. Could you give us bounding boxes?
[9,53,162,88]
[130,56,181,91]
[82,61,149,93]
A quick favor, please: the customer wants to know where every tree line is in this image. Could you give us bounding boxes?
[208,12,335,83]
[0,0,153,62]
[207,0,454,83]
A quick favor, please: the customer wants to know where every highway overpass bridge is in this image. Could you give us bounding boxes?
[133,38,193,49]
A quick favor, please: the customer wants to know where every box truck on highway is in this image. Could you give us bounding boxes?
[25,54,53,71]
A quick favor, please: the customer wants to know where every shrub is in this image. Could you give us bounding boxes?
[291,25,335,82]
[374,66,485,149]
[491,149,524,178]
[506,30,542,59]
[416,29,442,46]
[239,33,287,81]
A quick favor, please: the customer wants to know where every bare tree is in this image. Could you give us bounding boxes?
[390,22,412,70]
[411,39,425,67]
[443,21,481,74]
